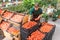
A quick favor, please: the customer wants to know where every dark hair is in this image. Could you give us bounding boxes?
[34,3,39,7]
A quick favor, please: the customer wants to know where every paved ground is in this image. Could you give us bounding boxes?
[48,19,60,40]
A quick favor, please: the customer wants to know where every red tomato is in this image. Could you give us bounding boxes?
[40,23,53,32]
[22,21,37,29]
[2,11,13,19]
[11,14,24,23]
[0,21,10,31]
[27,30,45,40]
[7,27,19,36]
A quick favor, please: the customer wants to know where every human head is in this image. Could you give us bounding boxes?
[48,4,52,8]
[34,3,40,10]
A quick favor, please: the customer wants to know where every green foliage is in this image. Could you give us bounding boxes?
[56,10,60,15]
[4,0,57,13]
[23,0,34,9]
[23,0,41,9]
[6,4,27,12]
[42,13,49,20]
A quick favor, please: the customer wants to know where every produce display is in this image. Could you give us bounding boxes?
[0,21,10,31]
[7,27,19,36]
[27,30,45,40]
[22,21,37,29]
[10,14,24,23]
[0,9,56,40]
[2,11,13,19]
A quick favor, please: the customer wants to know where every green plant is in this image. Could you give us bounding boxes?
[3,0,57,13]
[42,13,48,20]
[23,0,42,10]
[6,4,28,12]
[23,0,34,10]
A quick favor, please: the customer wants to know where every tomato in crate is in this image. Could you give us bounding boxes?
[42,22,53,26]
[20,21,40,39]
[2,11,13,19]
[10,14,24,23]
[22,21,37,29]
[27,30,45,40]
[40,23,54,33]
[39,23,56,40]
[7,27,19,36]
[0,21,10,31]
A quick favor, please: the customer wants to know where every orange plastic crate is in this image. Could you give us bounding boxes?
[22,21,37,29]
[0,21,10,31]
[27,30,45,40]
[40,23,53,33]
[2,11,13,19]
[10,14,24,23]
[7,27,19,36]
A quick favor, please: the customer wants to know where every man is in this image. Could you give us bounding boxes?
[28,3,43,22]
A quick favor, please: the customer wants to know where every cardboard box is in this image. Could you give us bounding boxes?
[22,15,29,24]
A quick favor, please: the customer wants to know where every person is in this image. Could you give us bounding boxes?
[46,5,56,16]
[28,3,43,22]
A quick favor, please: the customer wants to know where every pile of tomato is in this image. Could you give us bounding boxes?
[27,30,45,40]
[7,27,19,36]
[10,14,24,23]
[0,21,10,31]
[22,21,37,29]
[2,11,13,19]
[40,22,54,33]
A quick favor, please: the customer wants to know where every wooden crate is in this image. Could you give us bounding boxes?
[0,21,11,31]
[10,14,24,23]
[2,11,14,19]
[13,34,21,40]
[7,27,20,36]
[0,16,3,23]
[8,20,20,27]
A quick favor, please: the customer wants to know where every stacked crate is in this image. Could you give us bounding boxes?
[21,21,56,40]
[0,9,25,40]
[0,9,56,40]
[20,21,40,40]
[26,22,56,40]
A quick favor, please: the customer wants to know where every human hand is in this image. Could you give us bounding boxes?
[35,17,40,21]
